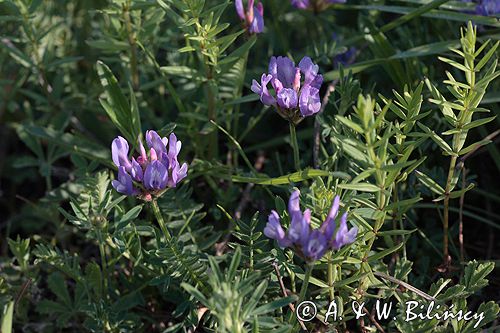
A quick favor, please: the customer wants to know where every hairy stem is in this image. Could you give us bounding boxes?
[289,122,301,171]
[151,200,172,241]
[327,253,335,301]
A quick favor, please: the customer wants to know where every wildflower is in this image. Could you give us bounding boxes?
[263,190,358,262]
[235,0,264,34]
[291,0,346,12]
[111,131,188,200]
[251,56,323,123]
[461,0,500,16]
[334,46,357,67]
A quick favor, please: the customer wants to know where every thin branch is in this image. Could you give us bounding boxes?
[272,262,307,331]
[373,271,435,301]
[363,307,386,333]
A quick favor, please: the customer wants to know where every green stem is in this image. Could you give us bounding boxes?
[96,229,109,296]
[151,200,172,241]
[290,264,313,331]
[443,155,457,261]
[327,253,335,301]
[289,122,301,171]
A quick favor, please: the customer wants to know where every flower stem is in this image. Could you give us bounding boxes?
[289,121,301,171]
[443,155,457,262]
[151,200,171,241]
[327,253,335,301]
[96,229,109,296]
[290,264,313,331]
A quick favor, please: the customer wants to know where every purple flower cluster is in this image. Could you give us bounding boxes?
[111,130,188,199]
[462,0,500,16]
[251,56,323,122]
[291,0,346,11]
[264,190,358,262]
[334,47,357,68]
[235,0,264,34]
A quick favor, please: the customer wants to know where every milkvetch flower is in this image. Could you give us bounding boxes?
[236,0,264,34]
[461,0,500,16]
[264,190,358,262]
[291,0,346,12]
[111,130,188,200]
[251,56,323,123]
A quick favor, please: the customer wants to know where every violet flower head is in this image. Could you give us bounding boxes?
[461,0,499,16]
[251,56,323,123]
[291,0,346,12]
[236,0,264,34]
[110,130,188,200]
[263,190,358,262]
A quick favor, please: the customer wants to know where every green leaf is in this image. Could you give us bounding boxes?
[181,282,209,305]
[242,280,268,317]
[377,229,417,236]
[461,116,496,131]
[418,123,455,155]
[251,295,297,316]
[433,183,475,201]
[85,262,102,298]
[458,139,492,155]
[1,301,14,333]
[336,115,363,134]
[337,182,381,192]
[228,246,241,281]
[96,61,141,144]
[367,242,404,262]
[231,169,348,185]
[415,170,445,195]
[47,272,72,307]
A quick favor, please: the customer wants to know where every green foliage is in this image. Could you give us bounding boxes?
[182,247,296,333]
[0,0,499,332]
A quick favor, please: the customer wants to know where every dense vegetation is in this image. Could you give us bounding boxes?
[0,0,499,332]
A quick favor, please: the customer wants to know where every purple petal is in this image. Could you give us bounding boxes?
[302,230,328,262]
[299,84,321,117]
[143,160,168,190]
[235,0,245,19]
[288,190,301,217]
[167,133,181,166]
[298,57,319,85]
[249,5,264,33]
[292,68,301,91]
[256,1,264,16]
[137,136,147,165]
[264,211,291,248]
[252,74,275,106]
[112,166,137,196]
[168,161,188,187]
[320,195,340,240]
[145,130,167,158]
[268,56,277,78]
[331,213,358,249]
[130,158,143,182]
[276,56,296,88]
[111,136,132,170]
[291,0,310,9]
[277,88,298,110]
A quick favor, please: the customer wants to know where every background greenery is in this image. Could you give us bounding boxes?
[0,0,499,332]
